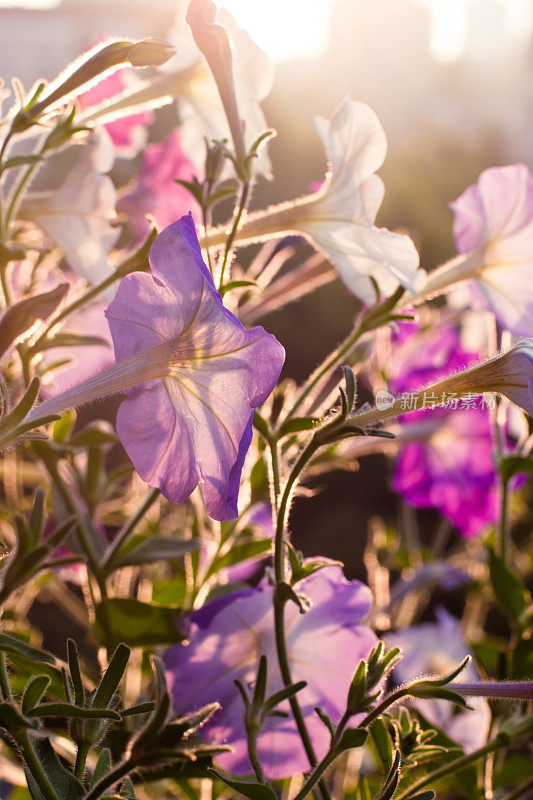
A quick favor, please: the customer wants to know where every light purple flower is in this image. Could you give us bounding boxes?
[389,325,501,538]
[164,564,377,778]
[117,130,200,241]
[448,164,533,337]
[386,609,491,753]
[105,213,284,520]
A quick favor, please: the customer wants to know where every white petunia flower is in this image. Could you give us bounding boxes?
[204,97,424,304]
[163,0,275,179]
[21,130,119,286]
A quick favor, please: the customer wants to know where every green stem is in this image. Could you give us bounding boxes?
[268,437,280,514]
[218,181,249,292]
[74,739,90,781]
[271,433,330,800]
[0,129,13,241]
[246,724,266,784]
[394,736,510,800]
[499,477,510,565]
[102,487,160,571]
[0,652,12,701]
[16,729,60,800]
[83,757,134,800]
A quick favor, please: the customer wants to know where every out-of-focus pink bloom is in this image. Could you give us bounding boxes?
[388,325,502,538]
[78,62,153,157]
[428,164,533,337]
[387,609,491,753]
[164,564,377,778]
[117,130,200,241]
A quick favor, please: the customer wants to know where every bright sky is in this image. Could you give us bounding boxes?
[1,0,532,63]
[222,0,533,63]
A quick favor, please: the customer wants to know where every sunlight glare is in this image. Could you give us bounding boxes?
[218,0,332,62]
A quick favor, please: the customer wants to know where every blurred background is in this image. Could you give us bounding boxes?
[1,0,531,582]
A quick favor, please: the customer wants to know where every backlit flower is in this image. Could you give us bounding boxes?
[26,214,284,520]
[426,164,533,336]
[204,98,423,304]
[164,564,377,778]
[21,130,119,286]
[104,213,285,520]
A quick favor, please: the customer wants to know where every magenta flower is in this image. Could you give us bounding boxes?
[447,164,533,337]
[164,564,377,778]
[117,130,200,241]
[105,213,284,520]
[389,325,502,538]
[386,609,491,753]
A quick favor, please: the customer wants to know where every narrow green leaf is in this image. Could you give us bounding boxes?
[208,769,277,800]
[28,488,46,544]
[488,548,528,622]
[207,540,272,579]
[24,736,84,800]
[111,536,199,569]
[94,599,184,648]
[370,717,394,771]
[28,702,121,720]
[335,727,368,753]
[92,643,130,709]
[21,675,51,714]
[0,634,56,665]
[278,416,321,437]
[0,154,44,172]
[91,748,111,787]
[67,639,84,707]
[220,280,257,297]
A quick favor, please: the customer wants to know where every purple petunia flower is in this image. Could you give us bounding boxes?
[386,609,491,753]
[164,564,377,778]
[389,325,502,537]
[105,213,284,520]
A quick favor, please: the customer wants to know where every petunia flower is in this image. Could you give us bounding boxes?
[163,563,377,778]
[386,609,491,753]
[21,130,119,286]
[163,0,274,178]
[26,214,284,521]
[386,324,503,537]
[117,130,200,241]
[203,98,423,304]
[425,164,533,336]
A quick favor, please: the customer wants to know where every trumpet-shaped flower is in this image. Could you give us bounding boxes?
[163,0,274,178]
[427,164,533,336]
[164,564,377,778]
[387,609,491,753]
[28,214,284,520]
[117,130,200,241]
[206,98,423,304]
[21,130,119,286]
[105,213,284,520]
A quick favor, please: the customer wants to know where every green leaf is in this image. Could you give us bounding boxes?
[94,599,184,648]
[262,680,306,715]
[208,769,277,799]
[370,717,394,771]
[220,280,257,297]
[175,179,204,206]
[278,417,321,437]
[488,548,528,622]
[21,675,51,714]
[0,633,56,665]
[31,333,111,354]
[110,536,199,569]
[67,639,84,707]
[207,185,238,207]
[91,748,111,786]
[52,411,74,444]
[69,427,118,448]
[24,736,84,800]
[206,539,272,579]
[27,703,121,720]
[0,284,68,359]
[0,701,32,729]
[408,793,436,800]
[335,727,368,753]
[92,643,130,709]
